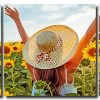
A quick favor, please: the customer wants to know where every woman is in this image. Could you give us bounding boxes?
[5,6,98,96]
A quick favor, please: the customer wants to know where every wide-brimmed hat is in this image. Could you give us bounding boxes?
[23,25,79,69]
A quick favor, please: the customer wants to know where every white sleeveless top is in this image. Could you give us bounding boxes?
[32,67,77,96]
[58,68,77,96]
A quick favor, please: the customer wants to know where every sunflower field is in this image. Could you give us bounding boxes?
[1,34,98,96]
[0,65,1,96]
[4,42,32,96]
[99,33,100,95]
[0,70,1,96]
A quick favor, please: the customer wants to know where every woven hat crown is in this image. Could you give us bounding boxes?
[36,31,58,52]
[23,25,79,69]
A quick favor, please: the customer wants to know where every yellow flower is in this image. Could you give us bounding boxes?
[21,60,27,69]
[17,41,24,49]
[0,43,1,55]
[4,43,12,57]
[0,89,1,96]
[99,57,100,63]
[0,61,1,66]
[6,42,13,46]
[98,40,100,49]
[4,59,14,68]
[98,40,100,60]
[12,43,22,53]
[0,61,1,68]
[18,41,24,45]
[82,42,96,62]
[4,91,13,96]
[22,58,25,61]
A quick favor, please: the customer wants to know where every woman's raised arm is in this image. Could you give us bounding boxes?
[66,17,97,73]
[5,6,29,44]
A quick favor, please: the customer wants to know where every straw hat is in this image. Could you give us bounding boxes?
[23,25,79,69]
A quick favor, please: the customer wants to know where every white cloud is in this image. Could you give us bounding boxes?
[80,5,95,12]
[22,20,35,25]
[60,7,95,24]
[59,7,95,40]
[62,4,79,9]
[41,5,60,12]
[47,13,63,21]
[4,5,96,42]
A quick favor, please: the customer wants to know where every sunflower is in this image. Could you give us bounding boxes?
[21,60,27,69]
[18,41,24,45]
[0,89,1,96]
[82,42,96,62]
[98,40,100,49]
[4,91,13,96]
[4,43,12,57]
[17,41,24,50]
[0,61,1,67]
[4,59,14,68]
[22,58,25,61]
[12,43,22,53]
[0,43,1,55]
[98,40,100,52]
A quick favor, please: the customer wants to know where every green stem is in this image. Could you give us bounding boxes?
[91,62,94,77]
[82,67,86,96]
[91,84,93,95]
[11,68,15,94]
[91,62,96,77]
[47,84,53,96]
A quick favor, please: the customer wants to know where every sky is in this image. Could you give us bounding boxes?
[4,4,96,42]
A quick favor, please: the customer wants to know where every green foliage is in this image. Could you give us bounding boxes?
[74,61,96,96]
[65,93,80,96]
[4,52,32,96]
[0,59,2,91]
[33,80,52,96]
[35,80,47,89]
[4,42,96,96]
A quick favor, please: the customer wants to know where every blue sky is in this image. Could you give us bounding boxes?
[4,4,96,42]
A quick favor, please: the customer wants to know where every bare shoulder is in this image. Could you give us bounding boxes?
[64,58,78,73]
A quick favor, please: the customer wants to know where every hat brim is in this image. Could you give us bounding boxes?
[23,25,79,69]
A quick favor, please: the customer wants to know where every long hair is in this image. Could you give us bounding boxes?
[33,65,66,96]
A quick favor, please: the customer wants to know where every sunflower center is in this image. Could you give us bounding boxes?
[13,47,18,50]
[4,46,10,54]
[21,41,23,44]
[6,63,12,68]
[88,48,96,57]
[0,46,1,54]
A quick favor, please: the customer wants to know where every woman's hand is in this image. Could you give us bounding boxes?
[5,6,29,43]
[5,6,20,21]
